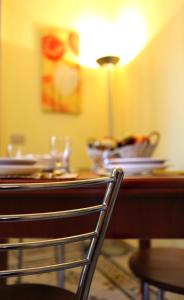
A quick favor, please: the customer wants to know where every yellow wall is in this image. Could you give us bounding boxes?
[115,6,184,169]
[1,0,184,169]
[1,0,109,169]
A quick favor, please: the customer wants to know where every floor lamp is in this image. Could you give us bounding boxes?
[96,55,120,137]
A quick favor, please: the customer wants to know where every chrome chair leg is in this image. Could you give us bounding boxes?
[157,288,164,300]
[55,241,86,288]
[143,282,150,300]
[55,245,65,288]
[16,238,23,284]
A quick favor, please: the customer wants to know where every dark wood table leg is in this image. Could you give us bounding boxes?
[139,239,151,249]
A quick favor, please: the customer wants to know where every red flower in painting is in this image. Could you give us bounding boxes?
[42,34,65,61]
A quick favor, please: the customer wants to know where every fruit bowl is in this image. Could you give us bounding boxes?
[117,132,160,158]
[87,131,160,170]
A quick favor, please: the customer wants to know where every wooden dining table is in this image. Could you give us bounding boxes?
[0,171,184,240]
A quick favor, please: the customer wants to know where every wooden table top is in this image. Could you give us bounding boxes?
[0,170,183,239]
[0,170,184,187]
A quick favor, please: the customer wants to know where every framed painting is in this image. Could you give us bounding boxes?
[41,28,81,114]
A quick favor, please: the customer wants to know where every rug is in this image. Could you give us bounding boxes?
[8,239,181,300]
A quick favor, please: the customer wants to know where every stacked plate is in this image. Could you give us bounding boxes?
[103,157,168,176]
[0,157,41,177]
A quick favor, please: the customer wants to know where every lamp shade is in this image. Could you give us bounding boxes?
[96,55,120,66]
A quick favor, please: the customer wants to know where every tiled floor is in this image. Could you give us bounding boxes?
[8,239,184,300]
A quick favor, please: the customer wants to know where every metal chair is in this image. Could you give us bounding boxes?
[129,247,184,300]
[0,168,123,300]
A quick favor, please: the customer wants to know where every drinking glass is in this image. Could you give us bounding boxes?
[7,143,22,158]
[49,136,71,172]
[6,134,25,158]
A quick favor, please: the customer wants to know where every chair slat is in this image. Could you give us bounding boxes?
[0,231,98,251]
[0,258,90,278]
[0,177,113,191]
[0,204,107,222]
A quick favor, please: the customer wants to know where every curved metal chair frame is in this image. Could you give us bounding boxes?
[0,168,123,300]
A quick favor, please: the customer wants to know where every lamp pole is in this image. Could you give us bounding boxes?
[96,56,120,137]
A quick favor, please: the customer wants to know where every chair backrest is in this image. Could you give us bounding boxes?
[0,168,123,300]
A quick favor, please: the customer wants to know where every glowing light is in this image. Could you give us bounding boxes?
[116,8,147,65]
[76,8,147,68]
[76,16,116,68]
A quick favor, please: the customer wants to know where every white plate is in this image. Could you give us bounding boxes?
[0,157,38,166]
[104,162,168,175]
[0,165,42,176]
[104,157,167,165]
